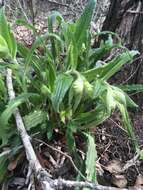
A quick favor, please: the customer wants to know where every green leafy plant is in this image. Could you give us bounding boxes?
[118,84,143,94]
[0,0,141,184]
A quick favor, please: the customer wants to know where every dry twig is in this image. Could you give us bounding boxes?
[34,138,87,180]
[6,68,54,190]
[49,179,142,190]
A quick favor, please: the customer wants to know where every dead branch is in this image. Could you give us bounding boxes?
[50,179,141,190]
[127,10,143,14]
[6,68,54,190]
[46,0,69,7]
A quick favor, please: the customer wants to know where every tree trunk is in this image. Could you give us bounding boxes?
[102,0,143,84]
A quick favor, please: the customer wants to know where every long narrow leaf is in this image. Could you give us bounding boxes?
[118,84,143,93]
[83,133,97,189]
[75,104,109,127]
[0,8,17,59]
[102,50,139,80]
[117,103,139,152]
[25,33,63,71]
[48,11,64,60]
[0,155,8,182]
[75,0,96,50]
[23,110,48,130]
[0,35,10,58]
[51,74,73,112]
[83,50,139,81]
[0,93,39,126]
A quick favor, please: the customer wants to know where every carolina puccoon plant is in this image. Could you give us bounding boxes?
[0,0,142,184]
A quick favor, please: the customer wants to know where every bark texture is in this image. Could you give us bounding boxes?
[102,0,143,84]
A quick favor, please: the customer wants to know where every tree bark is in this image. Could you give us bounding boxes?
[102,0,143,84]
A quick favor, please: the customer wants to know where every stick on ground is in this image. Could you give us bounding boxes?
[6,68,54,190]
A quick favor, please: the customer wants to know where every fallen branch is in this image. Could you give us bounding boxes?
[50,179,143,190]
[46,0,69,7]
[122,153,140,171]
[6,68,54,190]
[127,10,143,14]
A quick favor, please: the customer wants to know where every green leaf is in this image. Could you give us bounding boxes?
[51,74,73,112]
[75,0,96,50]
[89,35,117,66]
[117,103,139,152]
[17,42,30,58]
[118,84,143,93]
[84,133,97,189]
[66,41,78,69]
[25,32,62,71]
[0,126,16,146]
[125,94,138,108]
[66,122,77,153]
[112,86,138,108]
[0,8,17,59]
[82,66,103,82]
[48,11,64,60]
[0,34,10,58]
[75,104,110,127]
[83,50,139,81]
[0,93,39,127]
[83,78,93,98]
[46,60,56,91]
[102,50,139,80]
[61,22,76,48]
[41,84,51,98]
[106,86,116,114]
[92,79,106,99]
[112,86,127,106]
[72,74,84,112]
[23,110,48,130]
[89,47,108,66]
[0,155,8,182]
[0,74,7,101]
